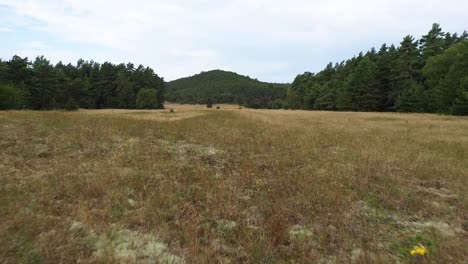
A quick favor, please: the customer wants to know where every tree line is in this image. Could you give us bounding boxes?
[282,24,468,115]
[1,23,467,115]
[0,56,165,110]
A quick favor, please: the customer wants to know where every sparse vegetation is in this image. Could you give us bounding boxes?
[1,105,466,263]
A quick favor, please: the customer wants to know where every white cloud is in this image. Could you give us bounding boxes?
[22,40,48,49]
[0,0,467,81]
[0,27,12,32]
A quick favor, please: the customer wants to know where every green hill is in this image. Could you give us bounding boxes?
[166,70,288,108]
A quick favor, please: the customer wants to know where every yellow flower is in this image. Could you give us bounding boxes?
[254,179,266,191]
[410,244,428,256]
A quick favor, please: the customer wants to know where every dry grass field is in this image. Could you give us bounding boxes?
[1,105,467,263]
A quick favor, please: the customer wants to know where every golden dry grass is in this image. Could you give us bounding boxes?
[77,103,242,122]
[0,105,467,263]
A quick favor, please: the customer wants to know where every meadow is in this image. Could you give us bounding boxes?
[0,105,467,263]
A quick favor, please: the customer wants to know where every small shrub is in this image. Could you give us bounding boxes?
[206,99,213,108]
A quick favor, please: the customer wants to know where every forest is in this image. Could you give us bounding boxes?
[0,57,165,110]
[284,24,468,115]
[0,23,467,115]
[166,70,288,109]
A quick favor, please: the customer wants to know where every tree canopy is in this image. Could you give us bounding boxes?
[287,23,468,115]
[0,56,165,110]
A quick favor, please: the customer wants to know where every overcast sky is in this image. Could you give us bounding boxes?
[0,0,467,82]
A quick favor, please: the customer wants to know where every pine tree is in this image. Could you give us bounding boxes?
[335,85,353,111]
[303,83,321,110]
[375,44,393,111]
[115,76,136,109]
[451,87,468,115]
[30,56,59,109]
[424,41,468,113]
[288,73,310,109]
[314,85,336,110]
[420,23,446,60]
[6,55,31,86]
[0,59,7,83]
[395,82,429,112]
[64,97,79,111]
[347,57,380,111]
[396,35,421,82]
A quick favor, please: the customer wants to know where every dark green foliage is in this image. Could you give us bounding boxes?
[64,98,79,111]
[271,99,284,109]
[0,84,26,110]
[29,56,59,110]
[375,44,397,110]
[136,88,159,109]
[288,72,313,109]
[0,55,165,110]
[115,76,136,109]
[420,23,446,60]
[423,41,468,114]
[451,92,468,115]
[395,82,430,112]
[5,56,31,86]
[166,70,287,109]
[286,89,304,109]
[287,24,468,115]
[395,35,421,83]
[314,85,336,110]
[68,78,93,108]
[352,57,380,111]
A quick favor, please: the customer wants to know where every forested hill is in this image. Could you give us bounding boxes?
[166,70,288,108]
[284,23,468,115]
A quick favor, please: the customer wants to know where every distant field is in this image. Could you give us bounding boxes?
[1,105,467,263]
[77,103,242,122]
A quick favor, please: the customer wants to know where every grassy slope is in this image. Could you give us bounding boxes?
[0,108,467,263]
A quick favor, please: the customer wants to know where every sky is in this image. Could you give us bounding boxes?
[0,0,467,83]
